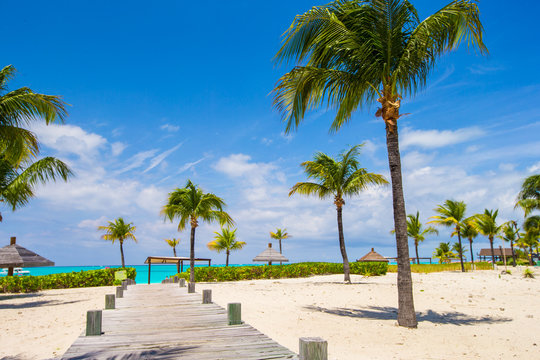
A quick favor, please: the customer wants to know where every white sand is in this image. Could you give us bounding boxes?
[0,269,539,359]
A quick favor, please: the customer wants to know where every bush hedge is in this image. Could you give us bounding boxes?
[0,267,136,293]
[177,262,388,282]
[387,262,493,273]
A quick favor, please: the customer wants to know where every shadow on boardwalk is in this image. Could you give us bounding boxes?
[304,305,512,325]
[61,346,199,360]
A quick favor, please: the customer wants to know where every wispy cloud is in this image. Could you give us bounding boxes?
[143,143,183,173]
[401,126,485,149]
[111,142,127,156]
[117,149,158,174]
[426,65,455,91]
[178,157,206,174]
[467,64,505,75]
[160,124,180,132]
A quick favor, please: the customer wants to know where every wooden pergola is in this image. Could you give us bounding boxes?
[144,256,211,284]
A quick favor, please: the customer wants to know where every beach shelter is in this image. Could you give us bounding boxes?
[356,248,389,262]
[253,243,289,265]
[0,237,54,276]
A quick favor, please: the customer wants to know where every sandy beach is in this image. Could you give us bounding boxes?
[1,269,539,359]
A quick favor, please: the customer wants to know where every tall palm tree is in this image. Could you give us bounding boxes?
[270,228,291,265]
[473,209,502,267]
[165,238,180,257]
[0,65,68,164]
[162,180,233,285]
[393,211,438,264]
[433,242,456,264]
[499,221,519,266]
[429,200,467,272]
[522,215,540,266]
[272,0,486,328]
[290,144,388,283]
[515,174,540,216]
[207,227,246,266]
[97,218,137,267]
[455,218,478,265]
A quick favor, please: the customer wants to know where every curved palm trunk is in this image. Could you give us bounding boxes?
[469,238,474,268]
[529,246,534,266]
[336,206,351,283]
[173,246,177,257]
[415,241,420,265]
[489,237,495,268]
[510,241,516,267]
[120,240,125,268]
[190,226,196,283]
[456,227,465,272]
[279,239,283,265]
[226,250,230,267]
[385,124,417,328]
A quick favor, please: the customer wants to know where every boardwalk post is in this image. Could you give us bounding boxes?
[86,310,102,336]
[188,282,196,293]
[122,280,128,290]
[179,278,186,287]
[299,337,328,360]
[105,294,115,309]
[202,289,212,304]
[173,275,179,283]
[228,303,242,325]
[116,286,123,298]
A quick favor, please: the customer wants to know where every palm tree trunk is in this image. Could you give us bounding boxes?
[120,240,125,268]
[529,246,534,266]
[469,238,474,268]
[385,125,417,328]
[415,242,420,265]
[336,206,351,283]
[190,226,196,283]
[489,237,495,268]
[456,227,465,272]
[279,239,283,265]
[510,241,516,267]
[173,247,177,257]
[226,250,229,267]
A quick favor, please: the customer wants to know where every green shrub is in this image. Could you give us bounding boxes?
[495,259,529,266]
[177,262,387,282]
[523,268,535,279]
[0,267,136,293]
[387,262,493,273]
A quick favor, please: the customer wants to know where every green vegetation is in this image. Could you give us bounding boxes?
[176,262,388,282]
[289,144,388,283]
[458,219,479,264]
[270,228,291,265]
[395,211,438,265]
[98,217,137,268]
[499,221,519,266]
[0,267,136,293]
[523,268,535,279]
[388,262,492,273]
[433,242,457,264]
[165,238,180,257]
[207,227,245,267]
[473,209,503,267]
[515,174,540,216]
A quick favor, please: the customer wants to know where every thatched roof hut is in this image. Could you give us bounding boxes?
[357,248,389,262]
[0,237,54,275]
[253,243,288,265]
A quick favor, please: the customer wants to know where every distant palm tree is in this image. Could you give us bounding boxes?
[165,238,180,257]
[0,65,68,164]
[98,218,137,267]
[273,0,486,329]
[522,215,540,266]
[451,242,467,262]
[473,209,502,267]
[499,221,519,266]
[429,200,467,272]
[392,211,438,264]
[290,144,388,283]
[433,242,456,264]
[207,227,246,266]
[162,180,233,285]
[515,174,540,216]
[455,218,478,265]
[270,228,291,265]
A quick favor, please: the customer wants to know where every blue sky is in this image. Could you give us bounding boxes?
[2,0,539,266]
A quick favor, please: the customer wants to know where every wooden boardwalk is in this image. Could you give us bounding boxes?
[61,283,297,360]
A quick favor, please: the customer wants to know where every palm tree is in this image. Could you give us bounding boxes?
[451,242,467,262]
[165,238,180,257]
[499,221,519,266]
[289,144,388,283]
[272,0,486,328]
[429,200,467,272]
[515,174,540,216]
[433,242,456,264]
[269,228,291,265]
[162,180,233,285]
[0,65,67,164]
[473,209,502,267]
[455,218,478,265]
[522,215,540,266]
[97,218,137,267]
[393,211,438,264]
[207,227,246,266]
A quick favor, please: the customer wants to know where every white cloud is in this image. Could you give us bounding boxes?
[117,150,157,174]
[401,126,485,149]
[527,161,540,173]
[78,216,108,229]
[111,142,127,156]
[468,64,505,75]
[178,157,205,174]
[143,143,183,173]
[160,124,180,132]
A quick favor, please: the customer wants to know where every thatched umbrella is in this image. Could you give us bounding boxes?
[357,248,389,262]
[253,243,289,265]
[0,237,54,276]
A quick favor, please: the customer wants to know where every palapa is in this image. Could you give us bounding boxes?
[357,248,389,262]
[253,243,288,265]
[0,237,54,275]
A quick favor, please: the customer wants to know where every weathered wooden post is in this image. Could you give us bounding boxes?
[188,282,196,293]
[86,310,102,336]
[227,303,242,325]
[173,276,179,283]
[179,278,186,287]
[122,280,128,290]
[116,286,123,298]
[202,289,212,304]
[299,337,328,360]
[105,294,115,309]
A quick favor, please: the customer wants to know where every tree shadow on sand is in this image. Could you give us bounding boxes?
[0,299,83,309]
[304,305,512,325]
